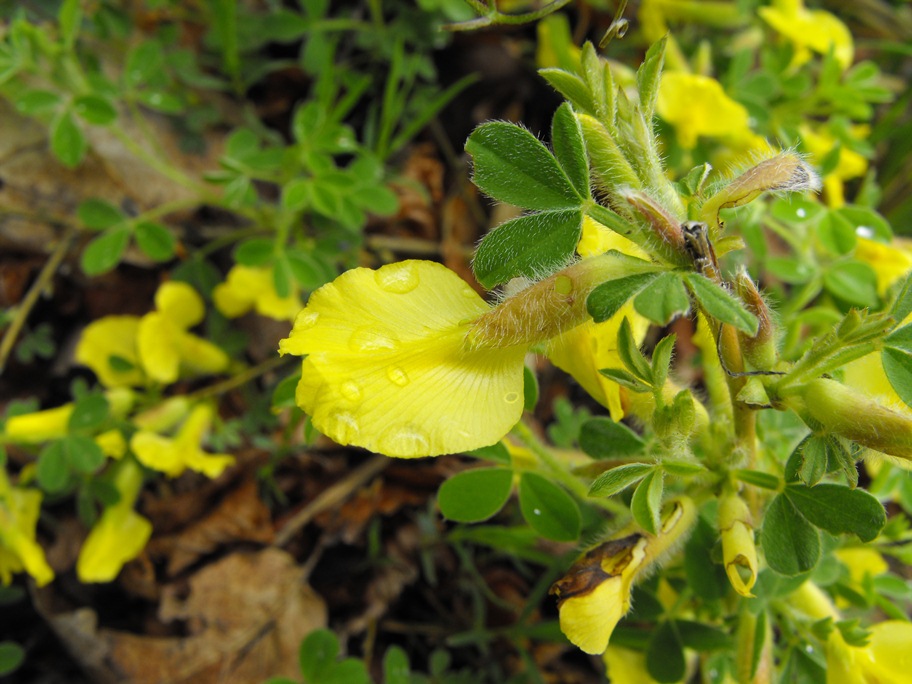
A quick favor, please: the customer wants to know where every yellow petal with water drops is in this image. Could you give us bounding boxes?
[137,312,181,384]
[4,404,73,443]
[75,316,144,387]
[280,260,526,457]
[77,507,152,582]
[155,281,205,329]
[657,72,751,149]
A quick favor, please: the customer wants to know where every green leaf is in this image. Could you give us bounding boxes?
[286,251,329,290]
[882,323,912,407]
[823,260,879,308]
[684,273,759,335]
[0,641,25,676]
[539,69,597,116]
[617,317,653,383]
[58,0,83,48]
[550,103,589,199]
[78,198,124,231]
[81,227,130,275]
[588,463,654,497]
[65,435,105,474]
[234,238,275,267]
[586,272,658,323]
[789,435,828,486]
[300,629,339,683]
[676,620,733,651]
[734,469,781,490]
[438,468,513,523]
[323,659,370,684]
[646,619,685,683]
[518,472,581,541]
[353,184,399,216]
[472,210,582,288]
[51,109,87,168]
[383,645,410,684]
[890,272,912,323]
[125,41,164,88]
[631,469,664,535]
[684,517,728,601]
[523,365,539,412]
[73,94,117,125]
[651,334,676,390]
[598,367,651,393]
[662,459,706,477]
[761,494,820,576]
[816,211,856,255]
[637,36,667,123]
[135,221,176,261]
[466,122,582,210]
[836,205,892,242]
[15,89,61,115]
[784,484,885,542]
[271,369,302,410]
[36,441,70,492]
[467,442,511,465]
[579,418,646,460]
[634,272,690,325]
[68,394,108,432]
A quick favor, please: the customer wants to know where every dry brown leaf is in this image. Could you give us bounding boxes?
[37,548,326,684]
[149,479,274,576]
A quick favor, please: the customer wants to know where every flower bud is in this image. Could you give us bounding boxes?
[735,271,778,370]
[785,378,912,459]
[719,492,759,597]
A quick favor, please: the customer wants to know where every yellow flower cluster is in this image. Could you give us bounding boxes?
[76,281,229,387]
[0,469,53,587]
[213,264,302,321]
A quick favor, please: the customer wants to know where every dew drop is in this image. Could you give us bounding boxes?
[461,286,477,298]
[325,411,359,443]
[533,508,542,516]
[856,225,874,238]
[341,381,363,402]
[375,262,420,294]
[386,366,410,387]
[294,310,319,330]
[554,275,573,295]
[349,327,398,352]
[381,425,430,455]
[796,208,807,218]
[504,392,520,404]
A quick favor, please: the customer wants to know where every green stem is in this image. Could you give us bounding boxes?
[185,355,292,402]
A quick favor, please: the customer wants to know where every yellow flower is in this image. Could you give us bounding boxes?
[854,237,912,297]
[4,404,73,443]
[76,459,152,583]
[213,264,301,322]
[280,261,527,458]
[718,492,758,597]
[827,621,912,683]
[759,0,853,70]
[603,645,661,684]
[75,316,145,387]
[549,498,696,654]
[799,124,868,207]
[0,470,54,586]
[137,281,230,384]
[656,72,752,149]
[547,219,651,420]
[130,403,234,478]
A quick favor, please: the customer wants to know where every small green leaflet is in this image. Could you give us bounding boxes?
[882,323,912,408]
[588,462,653,497]
[761,494,820,576]
[684,273,759,335]
[518,472,581,541]
[550,103,590,200]
[631,469,664,535]
[587,272,658,323]
[634,273,690,325]
[784,483,885,542]
[438,468,513,523]
[579,417,646,459]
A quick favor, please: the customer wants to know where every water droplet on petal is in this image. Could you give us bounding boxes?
[381,425,430,455]
[461,286,477,299]
[386,366,410,386]
[325,411,359,443]
[341,381,362,401]
[294,310,319,330]
[375,262,420,294]
[349,327,398,352]
[504,392,520,404]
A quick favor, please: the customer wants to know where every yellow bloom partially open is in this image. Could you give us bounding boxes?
[657,72,752,149]
[719,492,758,597]
[799,124,868,207]
[0,471,54,586]
[76,459,152,583]
[213,265,301,321]
[75,316,145,388]
[130,403,234,478]
[280,261,527,458]
[550,498,696,654]
[759,0,853,70]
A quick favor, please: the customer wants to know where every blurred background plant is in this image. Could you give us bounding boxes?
[0,0,910,682]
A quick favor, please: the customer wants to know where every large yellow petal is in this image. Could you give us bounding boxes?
[137,313,181,384]
[214,265,301,322]
[75,316,144,387]
[280,261,526,457]
[131,431,184,476]
[657,72,751,149]
[175,331,230,376]
[4,404,73,443]
[558,575,627,655]
[864,620,912,682]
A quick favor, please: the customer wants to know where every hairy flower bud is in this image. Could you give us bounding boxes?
[719,492,758,597]
[735,271,778,370]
